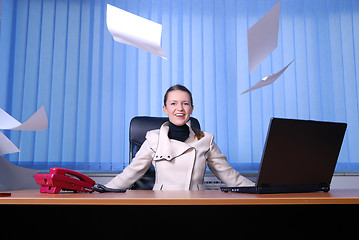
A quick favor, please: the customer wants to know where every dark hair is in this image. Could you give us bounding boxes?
[163,84,204,140]
[163,84,193,106]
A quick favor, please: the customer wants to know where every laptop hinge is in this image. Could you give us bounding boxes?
[320,183,330,192]
[257,184,330,193]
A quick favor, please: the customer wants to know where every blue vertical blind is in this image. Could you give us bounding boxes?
[0,0,358,172]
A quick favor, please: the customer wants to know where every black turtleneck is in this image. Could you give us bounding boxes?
[168,121,190,142]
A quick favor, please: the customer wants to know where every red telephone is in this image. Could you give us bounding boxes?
[34,167,95,194]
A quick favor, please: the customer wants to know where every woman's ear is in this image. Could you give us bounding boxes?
[163,105,168,115]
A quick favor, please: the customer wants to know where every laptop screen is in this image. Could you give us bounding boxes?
[256,118,347,187]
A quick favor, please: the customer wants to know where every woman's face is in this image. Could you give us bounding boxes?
[163,90,194,126]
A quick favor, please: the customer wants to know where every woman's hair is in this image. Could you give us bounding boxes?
[163,84,204,140]
[163,84,193,106]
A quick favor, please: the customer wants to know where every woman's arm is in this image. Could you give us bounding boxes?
[206,135,255,187]
[105,139,155,189]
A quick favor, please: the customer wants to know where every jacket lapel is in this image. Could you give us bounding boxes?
[153,121,195,161]
[153,121,197,190]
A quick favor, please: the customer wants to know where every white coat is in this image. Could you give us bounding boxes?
[105,121,254,190]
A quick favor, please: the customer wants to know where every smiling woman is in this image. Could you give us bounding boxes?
[163,84,194,126]
[163,84,204,141]
[104,84,254,191]
[0,0,358,173]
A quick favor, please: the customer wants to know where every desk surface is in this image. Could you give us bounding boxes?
[1,189,359,205]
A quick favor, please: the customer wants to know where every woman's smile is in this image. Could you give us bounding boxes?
[163,90,194,126]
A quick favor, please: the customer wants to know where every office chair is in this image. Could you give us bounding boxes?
[129,116,201,190]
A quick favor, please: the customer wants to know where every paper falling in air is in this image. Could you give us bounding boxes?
[241,59,294,95]
[247,2,280,74]
[106,4,167,59]
[0,105,48,155]
[0,155,39,191]
[0,105,48,131]
[0,132,20,155]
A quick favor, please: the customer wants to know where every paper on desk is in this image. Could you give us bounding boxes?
[0,105,48,131]
[247,2,280,74]
[106,4,167,59]
[241,59,294,95]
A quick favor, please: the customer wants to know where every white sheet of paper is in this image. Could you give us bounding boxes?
[241,59,294,95]
[0,105,48,131]
[0,108,20,129]
[0,132,20,155]
[106,4,167,59]
[0,155,39,191]
[247,2,280,74]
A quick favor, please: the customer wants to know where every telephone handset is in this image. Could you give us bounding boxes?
[34,167,96,194]
[51,167,95,184]
[35,167,127,194]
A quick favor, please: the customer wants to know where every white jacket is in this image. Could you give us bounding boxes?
[105,121,254,190]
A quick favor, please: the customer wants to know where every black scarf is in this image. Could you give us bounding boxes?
[168,121,190,142]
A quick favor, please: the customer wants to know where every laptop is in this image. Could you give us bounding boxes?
[221,118,347,194]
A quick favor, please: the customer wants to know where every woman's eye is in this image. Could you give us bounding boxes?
[170,102,176,105]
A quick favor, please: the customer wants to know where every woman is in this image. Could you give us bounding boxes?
[105,84,254,190]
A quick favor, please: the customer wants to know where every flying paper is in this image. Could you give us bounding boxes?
[0,105,48,131]
[0,105,48,155]
[0,132,19,155]
[241,59,294,95]
[0,155,39,191]
[106,4,167,59]
[247,2,280,74]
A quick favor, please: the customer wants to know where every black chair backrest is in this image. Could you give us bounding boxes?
[129,116,201,189]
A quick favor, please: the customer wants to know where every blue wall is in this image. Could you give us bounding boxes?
[0,0,358,172]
